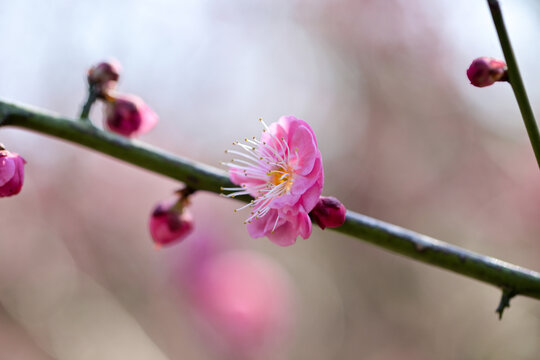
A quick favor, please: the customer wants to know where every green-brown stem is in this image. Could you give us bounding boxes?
[488,0,540,168]
[79,86,98,121]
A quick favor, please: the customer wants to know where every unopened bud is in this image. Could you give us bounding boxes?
[467,57,507,87]
[311,196,346,230]
[104,93,158,137]
[0,150,26,197]
[149,199,194,247]
[87,59,121,97]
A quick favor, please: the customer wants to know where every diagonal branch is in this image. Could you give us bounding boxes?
[488,0,540,168]
[1,99,540,305]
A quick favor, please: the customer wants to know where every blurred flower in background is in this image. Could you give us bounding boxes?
[179,236,294,360]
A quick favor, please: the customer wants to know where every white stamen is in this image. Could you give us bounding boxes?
[223,119,297,224]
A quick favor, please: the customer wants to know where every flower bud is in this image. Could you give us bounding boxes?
[104,93,158,137]
[0,149,26,198]
[149,199,194,247]
[87,59,121,97]
[311,196,346,230]
[467,57,507,87]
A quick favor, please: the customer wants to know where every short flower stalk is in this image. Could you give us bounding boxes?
[80,59,122,120]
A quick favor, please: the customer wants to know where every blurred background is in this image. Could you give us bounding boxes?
[1,0,540,359]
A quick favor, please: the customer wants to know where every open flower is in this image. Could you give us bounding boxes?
[223,116,324,246]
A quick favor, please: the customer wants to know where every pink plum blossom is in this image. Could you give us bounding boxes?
[311,196,347,229]
[467,57,507,87]
[223,116,324,246]
[149,199,193,247]
[104,93,158,137]
[0,150,26,197]
[188,249,294,359]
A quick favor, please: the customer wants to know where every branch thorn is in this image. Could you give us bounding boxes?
[495,288,517,320]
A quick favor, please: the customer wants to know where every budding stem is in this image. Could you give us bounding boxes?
[488,0,540,169]
[79,85,98,121]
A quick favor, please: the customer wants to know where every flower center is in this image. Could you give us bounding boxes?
[268,167,294,193]
[222,118,298,228]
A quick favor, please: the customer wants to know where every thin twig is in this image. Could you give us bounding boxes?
[488,0,540,168]
[79,86,98,121]
[1,99,540,307]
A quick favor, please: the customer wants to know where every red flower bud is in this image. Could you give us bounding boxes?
[0,149,26,198]
[311,196,346,230]
[149,199,194,247]
[467,57,507,87]
[87,59,121,97]
[104,93,158,137]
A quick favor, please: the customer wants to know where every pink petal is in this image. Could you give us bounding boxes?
[289,157,322,196]
[288,124,318,176]
[136,106,158,135]
[266,221,299,246]
[247,210,279,238]
[260,123,287,154]
[268,192,301,210]
[300,180,324,213]
[279,116,318,146]
[0,156,15,187]
[297,211,312,239]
